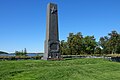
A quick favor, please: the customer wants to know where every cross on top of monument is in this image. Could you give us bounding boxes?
[51,6,57,14]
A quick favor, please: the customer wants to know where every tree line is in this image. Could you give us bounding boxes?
[60,30,120,55]
[15,48,27,56]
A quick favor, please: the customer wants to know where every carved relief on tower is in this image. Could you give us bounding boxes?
[50,6,57,14]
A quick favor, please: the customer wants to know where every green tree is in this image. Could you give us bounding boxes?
[108,31,119,54]
[99,36,109,54]
[67,33,74,55]
[60,40,69,55]
[24,48,27,55]
[60,30,120,55]
[94,46,102,55]
[83,36,97,55]
[15,48,27,56]
[99,30,120,54]
[67,32,83,55]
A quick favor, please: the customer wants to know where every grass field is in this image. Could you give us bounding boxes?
[0,58,120,80]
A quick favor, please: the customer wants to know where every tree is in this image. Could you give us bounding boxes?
[60,30,120,55]
[99,36,109,54]
[67,33,74,55]
[60,40,69,55]
[99,30,120,54]
[15,48,27,56]
[94,46,102,55]
[67,32,83,55]
[83,36,97,55]
[24,48,27,55]
[108,31,119,54]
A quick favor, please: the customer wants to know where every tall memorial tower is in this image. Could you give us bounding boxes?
[44,3,60,60]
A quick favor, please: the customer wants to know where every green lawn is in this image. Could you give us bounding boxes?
[0,58,120,80]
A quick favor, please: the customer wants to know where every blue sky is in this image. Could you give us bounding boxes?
[0,0,120,53]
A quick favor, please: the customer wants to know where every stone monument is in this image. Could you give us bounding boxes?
[43,3,61,60]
